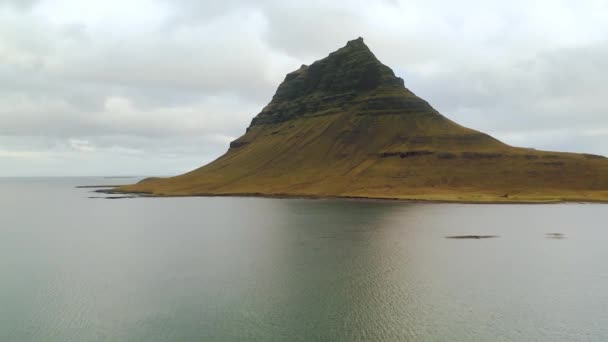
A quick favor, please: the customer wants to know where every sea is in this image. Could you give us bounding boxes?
[1,177,607,341]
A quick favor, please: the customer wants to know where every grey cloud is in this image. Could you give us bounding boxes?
[404,43,608,133]
[261,3,364,59]
[1,0,608,176]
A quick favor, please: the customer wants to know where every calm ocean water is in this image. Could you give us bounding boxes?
[1,177,608,341]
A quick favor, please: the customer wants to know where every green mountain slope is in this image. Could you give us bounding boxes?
[116,38,608,202]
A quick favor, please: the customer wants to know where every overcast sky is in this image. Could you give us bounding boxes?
[1,0,607,176]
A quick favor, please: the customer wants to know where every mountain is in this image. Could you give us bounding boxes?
[116,37,608,202]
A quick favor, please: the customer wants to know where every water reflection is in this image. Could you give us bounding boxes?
[250,199,413,341]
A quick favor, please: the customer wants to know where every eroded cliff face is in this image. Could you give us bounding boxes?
[116,38,608,202]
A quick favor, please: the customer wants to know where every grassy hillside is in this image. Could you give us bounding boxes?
[115,38,608,203]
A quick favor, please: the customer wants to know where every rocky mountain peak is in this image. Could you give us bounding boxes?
[343,36,369,50]
[272,37,404,100]
[251,38,408,126]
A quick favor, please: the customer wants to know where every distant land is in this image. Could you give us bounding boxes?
[113,38,608,203]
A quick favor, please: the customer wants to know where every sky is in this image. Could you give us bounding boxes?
[1,0,608,176]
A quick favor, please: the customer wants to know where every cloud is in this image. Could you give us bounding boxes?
[0,0,39,10]
[403,42,608,147]
[0,0,607,176]
[69,139,95,152]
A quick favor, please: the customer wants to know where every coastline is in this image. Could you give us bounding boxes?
[91,186,608,204]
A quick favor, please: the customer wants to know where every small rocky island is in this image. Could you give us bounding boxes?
[113,38,608,203]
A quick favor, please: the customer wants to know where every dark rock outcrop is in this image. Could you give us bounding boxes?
[249,37,434,126]
[446,235,499,239]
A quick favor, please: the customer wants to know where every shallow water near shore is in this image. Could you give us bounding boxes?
[2,177,608,341]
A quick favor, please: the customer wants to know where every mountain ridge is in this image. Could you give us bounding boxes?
[113,38,608,203]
